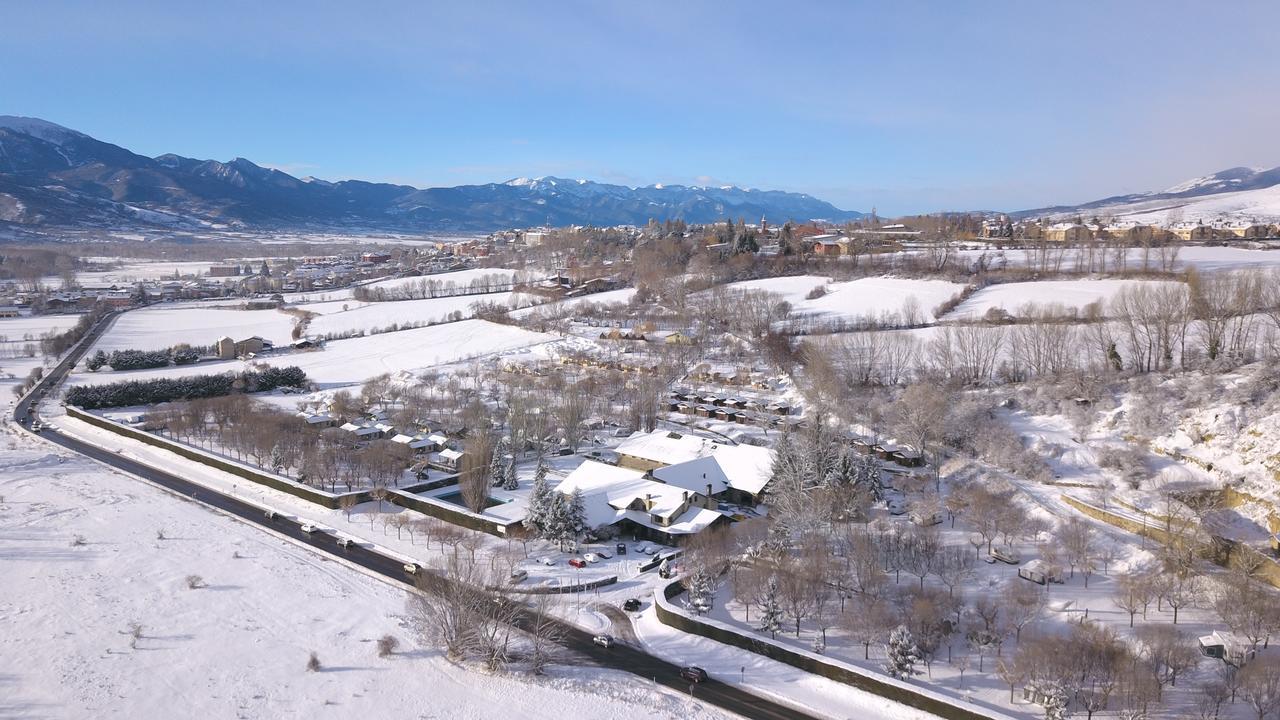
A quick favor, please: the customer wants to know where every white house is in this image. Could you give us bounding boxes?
[555,460,728,543]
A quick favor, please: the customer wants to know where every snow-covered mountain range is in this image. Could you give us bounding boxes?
[0,116,863,231]
[1018,166,1280,225]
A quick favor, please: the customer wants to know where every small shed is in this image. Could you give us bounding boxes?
[1018,559,1064,585]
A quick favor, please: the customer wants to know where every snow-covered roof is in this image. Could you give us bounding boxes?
[616,430,715,466]
[437,448,464,461]
[391,432,436,449]
[555,460,724,533]
[623,430,775,497]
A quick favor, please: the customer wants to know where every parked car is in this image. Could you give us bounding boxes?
[30,422,42,433]
[592,634,615,648]
[679,666,708,683]
[264,510,278,521]
[509,568,528,582]
[583,553,600,563]
[538,556,557,566]
[568,558,587,569]
[300,523,317,534]
[595,549,612,559]
[403,563,421,575]
[887,501,907,516]
[988,546,1021,565]
[335,537,352,548]
[543,578,559,588]
[615,543,628,555]
[623,598,642,612]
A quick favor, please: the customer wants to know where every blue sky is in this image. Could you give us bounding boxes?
[4,1,1280,214]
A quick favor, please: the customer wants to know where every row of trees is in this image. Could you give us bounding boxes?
[351,272,525,302]
[66,366,307,409]
[147,394,414,492]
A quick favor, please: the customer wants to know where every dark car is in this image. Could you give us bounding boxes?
[615,543,627,555]
[623,598,642,612]
[679,666,708,683]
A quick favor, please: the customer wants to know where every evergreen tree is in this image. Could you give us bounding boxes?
[259,260,270,277]
[884,625,921,679]
[269,446,286,473]
[543,492,574,550]
[501,454,518,491]
[86,349,107,372]
[489,436,510,487]
[523,461,552,535]
[682,565,716,615]
[756,576,784,638]
[566,488,587,542]
[850,453,885,502]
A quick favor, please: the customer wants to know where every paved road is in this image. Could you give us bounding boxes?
[12,312,819,720]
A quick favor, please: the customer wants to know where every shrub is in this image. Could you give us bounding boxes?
[306,651,321,672]
[108,349,171,371]
[185,575,204,589]
[377,635,399,657]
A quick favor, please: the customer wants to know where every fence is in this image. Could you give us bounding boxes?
[652,579,1016,720]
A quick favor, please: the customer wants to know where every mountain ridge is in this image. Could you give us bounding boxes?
[0,116,864,232]
[1015,165,1280,223]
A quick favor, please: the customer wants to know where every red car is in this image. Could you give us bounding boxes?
[568,558,587,568]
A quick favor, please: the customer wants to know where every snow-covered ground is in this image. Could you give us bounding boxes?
[360,268,522,294]
[950,245,1280,273]
[68,319,560,390]
[0,430,732,720]
[946,279,1184,319]
[0,314,82,340]
[712,275,966,323]
[88,305,297,352]
[302,292,537,336]
[796,277,966,322]
[508,288,639,319]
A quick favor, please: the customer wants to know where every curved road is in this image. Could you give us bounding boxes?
[12,312,818,720]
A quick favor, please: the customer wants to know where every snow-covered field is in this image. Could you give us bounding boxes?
[60,260,220,285]
[0,432,730,720]
[302,292,536,336]
[713,275,966,323]
[951,245,1280,273]
[88,306,296,352]
[946,279,1184,319]
[797,277,966,322]
[508,288,638,319]
[69,319,559,389]
[0,315,82,340]
[361,268,522,293]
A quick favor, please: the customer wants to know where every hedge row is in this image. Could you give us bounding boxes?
[65,366,307,409]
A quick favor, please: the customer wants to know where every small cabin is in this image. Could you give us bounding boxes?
[1018,559,1063,585]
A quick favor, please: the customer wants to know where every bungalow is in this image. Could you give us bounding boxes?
[431,448,465,472]
[297,411,336,428]
[391,432,440,454]
[339,421,386,440]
